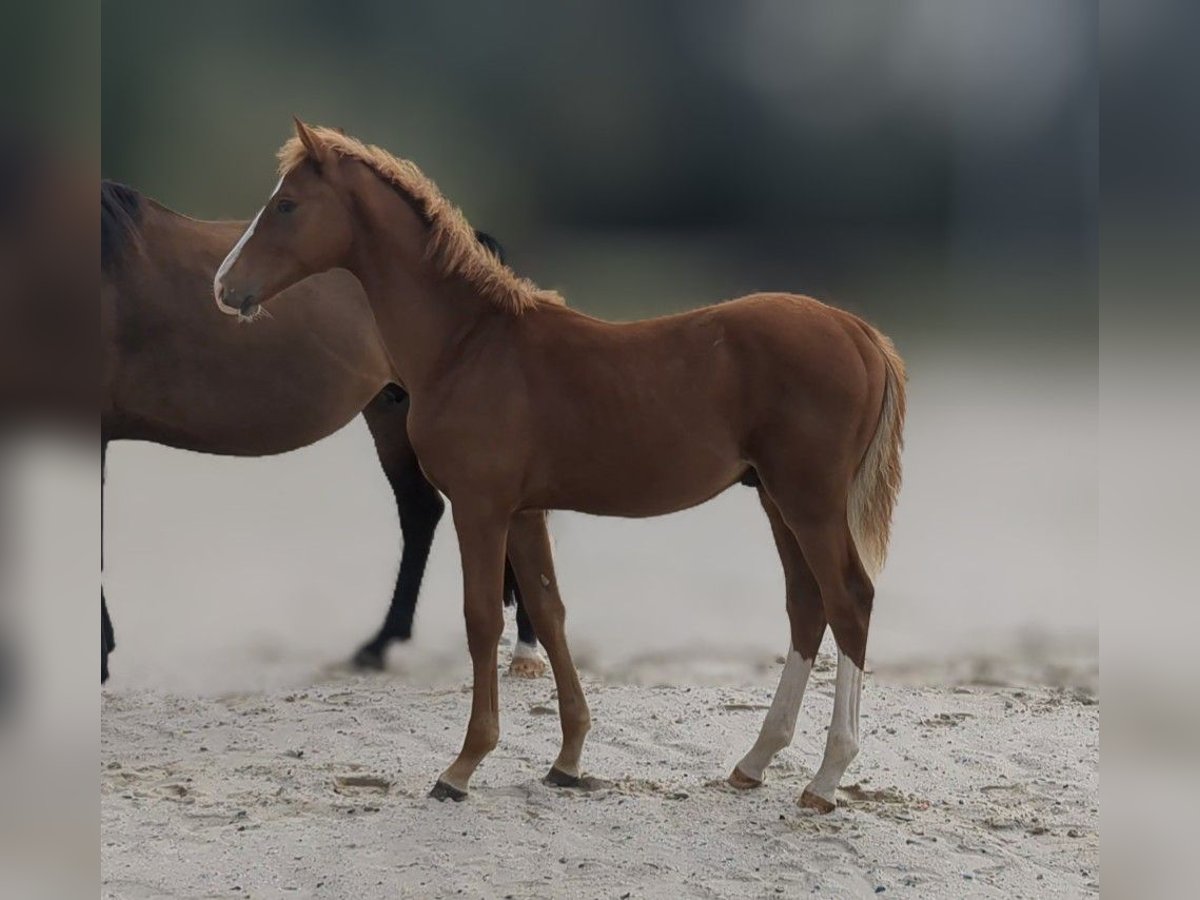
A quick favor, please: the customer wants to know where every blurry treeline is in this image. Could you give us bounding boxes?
[102,1,1096,338]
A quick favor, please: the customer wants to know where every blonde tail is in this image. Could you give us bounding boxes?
[847,329,907,580]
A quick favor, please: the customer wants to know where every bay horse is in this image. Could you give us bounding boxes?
[100,180,544,682]
[215,121,906,813]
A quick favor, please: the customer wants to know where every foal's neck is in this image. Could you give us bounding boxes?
[344,188,497,393]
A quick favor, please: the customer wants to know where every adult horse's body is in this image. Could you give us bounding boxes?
[216,122,906,813]
[100,181,542,682]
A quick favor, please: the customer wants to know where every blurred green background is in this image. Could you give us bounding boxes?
[101,0,1096,340]
[99,0,1101,694]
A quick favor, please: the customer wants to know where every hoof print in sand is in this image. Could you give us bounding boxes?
[333,774,392,795]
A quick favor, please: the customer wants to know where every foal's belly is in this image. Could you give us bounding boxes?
[531,441,749,519]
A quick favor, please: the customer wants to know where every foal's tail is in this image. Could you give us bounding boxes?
[848,327,907,580]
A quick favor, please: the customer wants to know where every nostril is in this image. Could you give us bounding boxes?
[215,283,242,315]
[239,294,257,314]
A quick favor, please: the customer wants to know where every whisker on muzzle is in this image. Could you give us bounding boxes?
[236,305,271,324]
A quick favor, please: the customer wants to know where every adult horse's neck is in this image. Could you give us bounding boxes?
[342,173,497,394]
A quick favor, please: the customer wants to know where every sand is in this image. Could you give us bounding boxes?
[101,642,1097,899]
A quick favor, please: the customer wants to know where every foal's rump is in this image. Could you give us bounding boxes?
[715,292,905,568]
[700,292,892,460]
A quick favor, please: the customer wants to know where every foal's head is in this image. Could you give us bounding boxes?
[214,119,356,317]
[215,119,558,320]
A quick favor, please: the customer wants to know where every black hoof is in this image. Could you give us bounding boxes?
[351,645,386,671]
[543,766,582,788]
[428,780,468,802]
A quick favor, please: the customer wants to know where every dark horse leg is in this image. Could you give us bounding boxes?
[354,388,541,671]
[352,389,444,669]
[101,440,115,683]
[102,595,114,683]
[508,560,546,677]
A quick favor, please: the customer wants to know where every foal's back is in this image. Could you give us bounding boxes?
[516,294,879,433]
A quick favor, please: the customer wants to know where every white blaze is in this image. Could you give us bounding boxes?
[212,178,283,312]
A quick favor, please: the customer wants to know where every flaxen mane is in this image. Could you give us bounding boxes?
[278,127,562,314]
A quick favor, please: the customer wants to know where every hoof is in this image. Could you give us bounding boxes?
[798,789,837,814]
[428,780,468,802]
[543,766,582,788]
[727,767,762,790]
[351,645,386,671]
[509,655,547,679]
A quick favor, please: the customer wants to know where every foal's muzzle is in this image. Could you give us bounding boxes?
[215,284,259,318]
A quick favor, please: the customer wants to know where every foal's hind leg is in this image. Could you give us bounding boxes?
[729,490,825,789]
[506,510,590,784]
[800,647,863,812]
[784,510,874,813]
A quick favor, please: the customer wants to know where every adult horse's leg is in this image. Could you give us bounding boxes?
[430,503,508,800]
[101,596,114,684]
[357,390,544,674]
[728,489,825,788]
[101,440,114,683]
[353,393,445,669]
[508,560,546,678]
[506,510,590,783]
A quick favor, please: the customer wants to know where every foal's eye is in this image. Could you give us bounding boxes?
[276,198,297,214]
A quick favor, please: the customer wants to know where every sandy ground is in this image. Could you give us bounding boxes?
[101,643,1097,899]
[97,351,1099,897]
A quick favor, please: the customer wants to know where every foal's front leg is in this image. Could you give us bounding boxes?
[507,511,590,783]
[430,505,509,801]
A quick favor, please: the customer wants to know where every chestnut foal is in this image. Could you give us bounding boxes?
[216,121,906,812]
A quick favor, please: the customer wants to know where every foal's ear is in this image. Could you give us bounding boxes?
[292,117,329,168]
